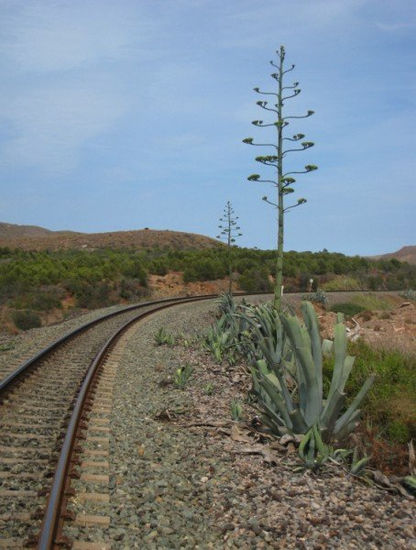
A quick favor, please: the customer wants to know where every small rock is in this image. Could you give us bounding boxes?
[279,434,296,446]
[248,520,262,535]
[113,529,125,541]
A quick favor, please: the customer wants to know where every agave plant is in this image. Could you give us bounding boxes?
[154,327,176,346]
[216,292,237,316]
[235,302,293,366]
[251,301,375,444]
[203,319,232,363]
[174,362,193,389]
[402,475,416,496]
[204,294,252,364]
[302,289,328,308]
[231,398,243,421]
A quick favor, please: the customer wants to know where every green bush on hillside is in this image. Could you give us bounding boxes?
[323,340,416,446]
[11,286,64,311]
[12,310,42,330]
[322,276,362,291]
[238,267,272,293]
[330,302,366,317]
[74,281,114,309]
[0,247,415,315]
[119,278,151,301]
[352,294,393,311]
[183,258,227,282]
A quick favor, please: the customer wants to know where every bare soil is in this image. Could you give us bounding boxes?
[318,299,416,355]
[149,272,231,297]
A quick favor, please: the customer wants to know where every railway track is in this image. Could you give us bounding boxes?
[0,289,404,547]
[0,295,217,549]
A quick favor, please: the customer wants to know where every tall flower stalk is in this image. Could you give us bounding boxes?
[244,46,317,310]
[217,201,242,294]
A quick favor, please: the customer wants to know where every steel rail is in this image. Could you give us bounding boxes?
[1,288,401,395]
[37,294,215,549]
[4,288,402,546]
[0,294,218,394]
[2,289,400,394]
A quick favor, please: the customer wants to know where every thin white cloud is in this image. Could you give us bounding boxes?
[1,1,150,73]
[376,21,416,31]
[0,81,128,174]
[219,0,368,49]
[0,0,414,253]
[0,1,149,173]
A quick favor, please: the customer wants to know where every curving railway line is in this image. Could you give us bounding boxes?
[0,289,404,548]
[0,295,218,549]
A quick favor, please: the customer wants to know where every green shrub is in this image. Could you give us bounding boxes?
[367,275,383,290]
[11,286,63,311]
[238,267,272,293]
[74,282,113,309]
[119,278,150,301]
[12,310,42,330]
[120,260,147,285]
[322,276,361,291]
[183,258,226,282]
[149,259,168,276]
[0,246,415,318]
[387,421,410,443]
[330,302,365,317]
[324,339,416,445]
[352,294,393,311]
[31,291,63,310]
[182,267,197,283]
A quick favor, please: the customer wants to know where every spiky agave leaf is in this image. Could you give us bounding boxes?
[401,475,416,496]
[281,312,321,427]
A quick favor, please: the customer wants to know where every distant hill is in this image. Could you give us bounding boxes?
[370,246,416,265]
[0,222,77,239]
[0,222,220,251]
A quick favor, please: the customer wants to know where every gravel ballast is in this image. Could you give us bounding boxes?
[2,297,415,548]
[0,304,132,379]
[105,299,415,549]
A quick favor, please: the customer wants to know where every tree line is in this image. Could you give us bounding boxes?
[0,245,414,311]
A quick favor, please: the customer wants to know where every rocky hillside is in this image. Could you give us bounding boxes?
[0,222,76,240]
[0,222,219,251]
[371,246,416,265]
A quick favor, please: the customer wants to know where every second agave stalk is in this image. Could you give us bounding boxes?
[275,47,284,311]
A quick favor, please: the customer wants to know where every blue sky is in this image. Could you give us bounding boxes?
[0,0,415,255]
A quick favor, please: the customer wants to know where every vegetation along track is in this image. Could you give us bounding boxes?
[0,295,217,548]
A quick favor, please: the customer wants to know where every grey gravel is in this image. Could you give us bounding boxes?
[104,299,416,549]
[3,296,414,548]
[0,303,163,545]
[0,304,131,381]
